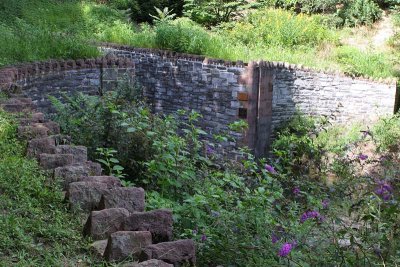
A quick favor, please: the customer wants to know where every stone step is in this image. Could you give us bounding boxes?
[17,112,45,126]
[18,121,60,140]
[123,209,173,243]
[66,181,118,212]
[18,124,49,139]
[122,260,173,267]
[104,231,152,262]
[39,153,74,169]
[54,163,103,190]
[27,136,57,158]
[139,239,196,266]
[55,145,87,162]
[98,187,145,213]
[0,98,35,113]
[83,208,129,240]
[90,239,108,258]
[83,176,122,187]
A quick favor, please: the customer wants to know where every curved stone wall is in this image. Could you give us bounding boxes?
[0,44,398,156]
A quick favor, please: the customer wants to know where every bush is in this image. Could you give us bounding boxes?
[338,0,382,27]
[154,18,211,54]
[221,8,336,47]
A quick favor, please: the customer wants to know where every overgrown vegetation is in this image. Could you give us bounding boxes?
[51,83,400,266]
[0,110,100,266]
[0,0,398,79]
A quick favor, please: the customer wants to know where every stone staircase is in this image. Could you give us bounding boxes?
[0,96,196,267]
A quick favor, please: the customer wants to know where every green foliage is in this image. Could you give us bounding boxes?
[338,0,382,27]
[0,110,99,266]
[150,7,177,23]
[335,46,396,78]
[155,18,212,54]
[51,82,400,265]
[96,147,126,179]
[221,8,336,47]
[183,0,252,26]
[372,114,400,152]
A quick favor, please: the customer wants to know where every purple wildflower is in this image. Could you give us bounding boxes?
[206,145,215,155]
[265,164,277,174]
[271,233,280,244]
[201,234,207,242]
[358,154,368,161]
[322,199,330,209]
[192,229,198,235]
[374,179,393,201]
[292,187,300,196]
[278,243,293,257]
[300,210,322,223]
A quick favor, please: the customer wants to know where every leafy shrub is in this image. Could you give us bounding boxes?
[372,115,400,152]
[338,0,382,26]
[221,8,336,47]
[183,0,252,27]
[154,18,211,54]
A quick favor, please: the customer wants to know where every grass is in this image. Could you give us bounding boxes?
[0,1,398,79]
[0,110,102,266]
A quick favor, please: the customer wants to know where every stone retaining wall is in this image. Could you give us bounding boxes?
[0,45,397,156]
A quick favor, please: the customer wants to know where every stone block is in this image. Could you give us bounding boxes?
[140,240,196,266]
[54,165,91,190]
[39,153,74,169]
[27,137,56,158]
[104,231,152,261]
[123,209,173,243]
[55,145,88,162]
[90,239,108,258]
[98,187,145,212]
[83,176,122,187]
[67,181,111,212]
[83,208,130,240]
[18,125,49,139]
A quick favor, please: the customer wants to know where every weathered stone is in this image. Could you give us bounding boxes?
[140,240,196,266]
[27,137,56,158]
[39,153,74,169]
[104,231,152,261]
[54,165,91,190]
[98,187,145,212]
[123,209,173,243]
[83,176,122,187]
[67,181,110,212]
[86,161,103,176]
[18,112,45,125]
[35,121,60,134]
[18,125,49,139]
[83,208,130,240]
[90,239,108,258]
[122,259,173,267]
[56,145,87,162]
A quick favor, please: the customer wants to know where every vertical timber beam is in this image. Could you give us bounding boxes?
[240,62,260,153]
[255,61,274,158]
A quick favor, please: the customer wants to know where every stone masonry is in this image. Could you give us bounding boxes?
[0,44,398,157]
